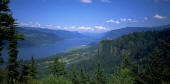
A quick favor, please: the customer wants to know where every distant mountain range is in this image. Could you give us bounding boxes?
[17,24,170,48]
[104,24,170,39]
[17,27,85,48]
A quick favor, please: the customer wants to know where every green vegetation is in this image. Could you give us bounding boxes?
[17,27,62,48]
[49,58,67,77]
[31,28,170,84]
[91,64,107,84]
[0,0,23,83]
[29,56,37,79]
[17,27,85,48]
[36,46,97,78]
[0,0,170,84]
[71,28,170,73]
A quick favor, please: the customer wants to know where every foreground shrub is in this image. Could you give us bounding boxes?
[42,74,73,84]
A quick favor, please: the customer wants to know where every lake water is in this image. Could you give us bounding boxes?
[17,37,99,59]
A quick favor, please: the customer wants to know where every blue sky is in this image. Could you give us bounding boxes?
[10,0,170,33]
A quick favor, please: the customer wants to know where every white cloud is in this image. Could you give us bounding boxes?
[144,17,148,21]
[106,19,114,23]
[94,26,110,32]
[106,19,120,24]
[43,24,57,29]
[63,26,110,33]
[19,21,41,28]
[127,18,132,22]
[19,22,29,27]
[153,14,167,19]
[127,18,137,22]
[106,18,138,24]
[78,26,94,31]
[56,26,61,29]
[100,0,111,3]
[94,26,110,31]
[120,18,126,22]
[18,22,61,30]
[80,0,92,3]
[18,22,109,33]
[35,22,41,27]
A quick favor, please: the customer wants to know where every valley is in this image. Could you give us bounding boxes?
[33,25,170,78]
[16,24,170,60]
[1,0,170,83]
[2,27,102,60]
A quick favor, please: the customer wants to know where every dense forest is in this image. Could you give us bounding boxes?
[0,0,170,84]
[71,28,170,73]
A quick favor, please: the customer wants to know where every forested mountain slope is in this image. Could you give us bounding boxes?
[17,27,85,48]
[69,27,170,73]
[36,27,170,78]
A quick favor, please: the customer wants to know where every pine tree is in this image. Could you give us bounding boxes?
[0,0,10,12]
[110,67,135,84]
[29,56,37,79]
[50,57,66,77]
[7,30,23,84]
[1,1,20,83]
[19,64,30,84]
[0,40,3,65]
[79,66,89,84]
[143,48,164,84]
[0,0,24,83]
[109,59,134,84]
[7,28,19,84]
[108,56,144,84]
[142,41,170,84]
[71,67,79,84]
[0,0,11,65]
[122,56,145,84]
[122,55,130,69]
[0,66,6,83]
[0,0,11,83]
[91,64,107,84]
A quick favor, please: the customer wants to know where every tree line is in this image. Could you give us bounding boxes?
[0,0,170,84]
